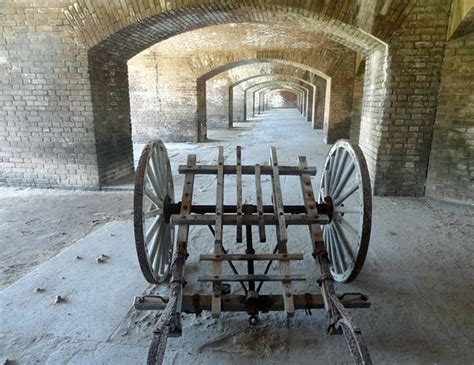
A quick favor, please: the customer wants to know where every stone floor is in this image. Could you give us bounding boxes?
[1,109,473,364]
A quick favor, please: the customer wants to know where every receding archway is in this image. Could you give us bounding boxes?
[230,74,318,126]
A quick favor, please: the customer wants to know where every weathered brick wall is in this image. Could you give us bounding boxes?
[0,1,101,188]
[6,0,454,200]
[206,75,231,129]
[128,54,198,143]
[267,90,298,108]
[232,74,316,124]
[323,52,356,144]
[350,73,364,143]
[358,48,388,187]
[312,77,327,129]
[373,0,451,196]
[426,32,474,203]
[232,85,246,122]
[128,54,160,144]
[89,53,134,184]
[247,82,307,119]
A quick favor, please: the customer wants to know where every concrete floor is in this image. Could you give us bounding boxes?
[1,109,473,364]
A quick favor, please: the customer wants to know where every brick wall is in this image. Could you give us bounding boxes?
[206,75,231,129]
[267,90,298,108]
[426,32,474,203]
[323,52,356,144]
[128,54,198,143]
[350,73,364,143]
[0,1,100,188]
[6,0,463,202]
[373,0,451,196]
[312,77,327,129]
[89,53,134,184]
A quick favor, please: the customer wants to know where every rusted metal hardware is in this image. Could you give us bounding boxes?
[133,140,373,365]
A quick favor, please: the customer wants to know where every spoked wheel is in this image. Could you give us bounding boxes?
[319,140,372,283]
[134,140,175,284]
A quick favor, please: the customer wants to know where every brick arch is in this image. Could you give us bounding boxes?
[229,74,318,126]
[260,88,303,111]
[63,1,389,188]
[197,58,331,141]
[246,81,309,119]
[257,86,307,115]
[65,2,386,57]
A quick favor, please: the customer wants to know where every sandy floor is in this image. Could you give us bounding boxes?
[1,109,473,364]
[0,189,133,290]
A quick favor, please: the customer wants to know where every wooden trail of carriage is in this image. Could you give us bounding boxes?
[132,139,373,364]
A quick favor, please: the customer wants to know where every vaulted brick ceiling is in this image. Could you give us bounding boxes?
[143,23,344,55]
[66,1,415,59]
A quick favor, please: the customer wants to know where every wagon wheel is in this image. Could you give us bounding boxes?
[134,140,175,284]
[319,140,372,283]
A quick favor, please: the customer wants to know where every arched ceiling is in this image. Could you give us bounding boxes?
[65,1,403,59]
[140,23,345,55]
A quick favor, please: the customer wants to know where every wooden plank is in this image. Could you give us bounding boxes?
[199,253,304,261]
[198,274,306,282]
[174,154,196,312]
[254,164,266,242]
[170,213,330,226]
[236,146,243,243]
[178,164,317,176]
[212,146,225,318]
[134,293,371,311]
[269,147,294,317]
[270,147,288,246]
[215,146,225,245]
[297,156,325,255]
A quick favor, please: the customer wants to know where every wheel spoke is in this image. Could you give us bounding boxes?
[338,215,359,239]
[332,220,355,263]
[323,169,329,197]
[324,228,337,269]
[334,182,359,207]
[326,226,340,273]
[332,162,355,199]
[157,225,171,274]
[146,215,163,243]
[146,169,161,199]
[152,222,166,272]
[151,149,166,201]
[331,150,349,195]
[148,229,161,265]
[329,149,341,191]
[334,206,361,214]
[328,225,346,273]
[144,208,163,219]
[144,186,163,208]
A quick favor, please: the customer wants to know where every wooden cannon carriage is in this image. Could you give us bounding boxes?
[132,140,373,364]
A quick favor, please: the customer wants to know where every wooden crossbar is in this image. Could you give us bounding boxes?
[198,274,306,282]
[135,294,371,312]
[170,213,330,226]
[178,165,316,176]
[199,253,304,261]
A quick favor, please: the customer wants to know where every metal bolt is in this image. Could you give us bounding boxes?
[75,255,82,260]
[35,287,45,293]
